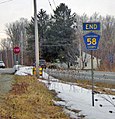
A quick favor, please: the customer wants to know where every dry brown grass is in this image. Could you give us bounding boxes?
[0,76,69,119]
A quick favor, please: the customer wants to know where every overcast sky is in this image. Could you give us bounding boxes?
[0,0,115,39]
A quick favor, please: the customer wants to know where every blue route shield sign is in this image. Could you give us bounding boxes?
[83,32,100,50]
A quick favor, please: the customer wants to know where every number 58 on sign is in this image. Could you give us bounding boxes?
[83,32,100,50]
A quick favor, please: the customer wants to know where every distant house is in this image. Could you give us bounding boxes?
[49,52,101,70]
[75,52,101,70]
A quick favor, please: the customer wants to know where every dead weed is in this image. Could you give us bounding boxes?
[0,76,69,119]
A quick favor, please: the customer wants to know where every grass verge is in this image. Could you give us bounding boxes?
[0,76,69,119]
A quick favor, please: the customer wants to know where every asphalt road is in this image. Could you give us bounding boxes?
[46,69,115,84]
[1,67,115,84]
[0,68,15,74]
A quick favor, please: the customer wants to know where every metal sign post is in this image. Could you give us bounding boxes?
[83,32,100,106]
[91,50,94,106]
[83,22,101,106]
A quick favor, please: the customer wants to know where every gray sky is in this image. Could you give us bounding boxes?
[0,0,115,39]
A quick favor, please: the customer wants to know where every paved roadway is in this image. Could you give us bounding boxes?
[0,68,15,74]
[1,67,115,84]
[46,69,115,84]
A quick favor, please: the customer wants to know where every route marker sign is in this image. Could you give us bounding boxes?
[83,22,100,31]
[83,32,100,50]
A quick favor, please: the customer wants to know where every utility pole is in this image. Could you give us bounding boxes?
[33,0,39,77]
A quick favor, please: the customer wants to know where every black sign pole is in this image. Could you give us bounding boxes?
[91,50,94,106]
[83,22,101,106]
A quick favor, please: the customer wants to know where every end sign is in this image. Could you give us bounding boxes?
[83,22,100,31]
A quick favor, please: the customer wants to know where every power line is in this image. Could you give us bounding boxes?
[0,0,13,4]
[47,0,54,13]
[52,0,56,9]
[41,44,71,47]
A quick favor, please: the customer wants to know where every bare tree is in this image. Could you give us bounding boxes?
[5,18,29,65]
[0,38,12,67]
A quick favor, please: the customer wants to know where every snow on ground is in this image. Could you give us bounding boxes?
[15,66,115,119]
[15,66,33,76]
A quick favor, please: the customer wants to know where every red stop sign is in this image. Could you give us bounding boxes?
[13,46,20,54]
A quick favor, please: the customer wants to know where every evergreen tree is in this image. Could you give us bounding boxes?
[46,3,76,62]
[26,9,50,62]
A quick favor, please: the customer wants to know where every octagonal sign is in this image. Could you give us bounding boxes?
[13,46,20,54]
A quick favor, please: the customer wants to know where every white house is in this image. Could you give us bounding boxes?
[49,52,101,70]
[75,52,101,70]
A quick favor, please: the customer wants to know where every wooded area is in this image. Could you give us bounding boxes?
[0,3,115,71]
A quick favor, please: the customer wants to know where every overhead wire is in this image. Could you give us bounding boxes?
[47,0,54,12]
[0,0,13,4]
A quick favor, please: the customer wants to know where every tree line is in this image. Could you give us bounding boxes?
[0,3,115,71]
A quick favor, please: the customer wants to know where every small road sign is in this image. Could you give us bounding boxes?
[83,22,100,31]
[13,46,20,54]
[83,32,100,50]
